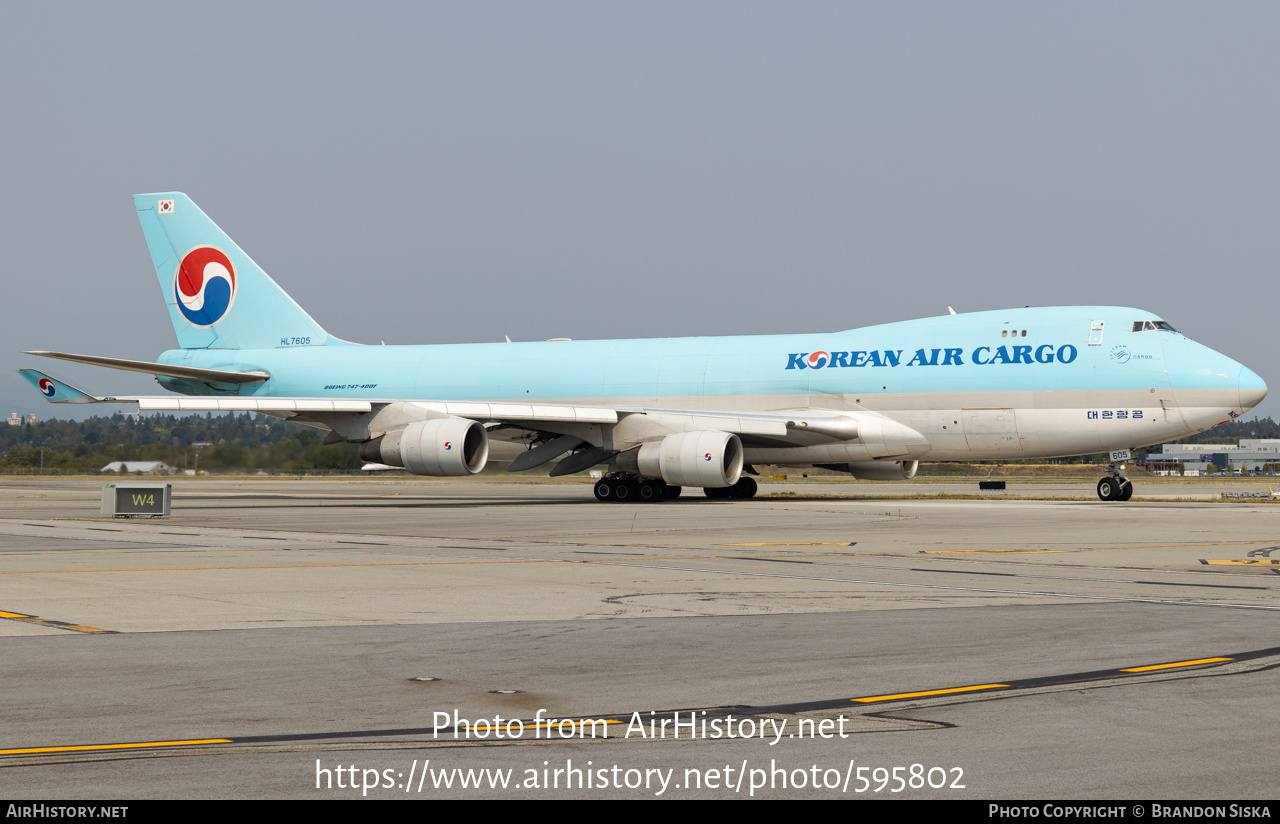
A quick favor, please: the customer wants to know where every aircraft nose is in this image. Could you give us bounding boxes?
[1239,365,1268,412]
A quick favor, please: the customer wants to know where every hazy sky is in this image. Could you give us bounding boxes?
[2,2,1276,421]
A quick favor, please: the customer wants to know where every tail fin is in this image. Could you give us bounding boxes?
[133,193,338,350]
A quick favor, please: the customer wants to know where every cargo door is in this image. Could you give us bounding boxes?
[962,408,1023,454]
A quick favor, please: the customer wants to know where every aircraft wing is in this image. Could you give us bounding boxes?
[138,399,864,447]
[106,395,845,445]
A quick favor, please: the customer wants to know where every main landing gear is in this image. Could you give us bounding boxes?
[704,476,758,500]
[591,474,759,502]
[593,473,682,503]
[1096,464,1133,502]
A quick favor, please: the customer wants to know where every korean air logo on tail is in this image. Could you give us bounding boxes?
[807,351,830,369]
[174,246,236,327]
[38,378,56,398]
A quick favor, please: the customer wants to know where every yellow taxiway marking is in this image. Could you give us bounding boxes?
[851,684,1009,703]
[0,739,232,755]
[0,610,114,633]
[1199,559,1280,566]
[1120,657,1232,672]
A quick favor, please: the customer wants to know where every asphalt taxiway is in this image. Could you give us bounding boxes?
[2,476,1278,798]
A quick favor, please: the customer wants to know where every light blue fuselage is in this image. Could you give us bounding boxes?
[157,305,1264,462]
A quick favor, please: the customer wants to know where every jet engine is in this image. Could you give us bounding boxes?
[619,430,744,488]
[359,417,489,476]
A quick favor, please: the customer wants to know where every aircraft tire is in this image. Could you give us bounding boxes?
[1118,483,1133,501]
[729,476,758,499]
[704,486,732,499]
[614,481,636,502]
[1097,478,1120,501]
[665,485,682,500]
[593,480,613,502]
[638,481,663,502]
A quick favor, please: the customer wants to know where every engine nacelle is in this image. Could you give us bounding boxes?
[359,417,489,476]
[622,430,744,488]
[840,460,918,481]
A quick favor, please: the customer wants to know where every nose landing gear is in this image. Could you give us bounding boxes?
[1097,463,1133,501]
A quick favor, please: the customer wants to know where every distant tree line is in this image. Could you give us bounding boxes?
[0,412,360,473]
[1170,415,1279,444]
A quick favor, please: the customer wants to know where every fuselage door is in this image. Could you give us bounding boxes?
[1088,320,1105,346]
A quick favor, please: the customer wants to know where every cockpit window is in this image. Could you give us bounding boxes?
[1132,320,1177,333]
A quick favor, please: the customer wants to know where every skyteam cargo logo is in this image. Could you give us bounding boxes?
[174,246,237,327]
[38,378,56,398]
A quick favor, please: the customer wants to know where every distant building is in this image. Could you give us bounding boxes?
[24,414,39,425]
[100,461,174,475]
[6,413,20,426]
[1140,439,1280,475]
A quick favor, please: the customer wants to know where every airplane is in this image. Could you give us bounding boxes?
[18,192,1268,503]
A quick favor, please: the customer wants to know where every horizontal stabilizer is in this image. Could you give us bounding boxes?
[17,370,107,404]
[25,351,269,385]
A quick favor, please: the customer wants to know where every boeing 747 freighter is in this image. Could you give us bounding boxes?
[20,193,1267,501]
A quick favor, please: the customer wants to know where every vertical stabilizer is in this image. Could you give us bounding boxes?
[133,192,335,350]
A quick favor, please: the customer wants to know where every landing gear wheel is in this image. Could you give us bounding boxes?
[614,481,636,502]
[704,486,732,499]
[638,481,663,502]
[664,485,682,500]
[593,479,613,502]
[729,476,758,499]
[1097,459,1133,503]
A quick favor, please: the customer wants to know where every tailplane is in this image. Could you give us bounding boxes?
[133,193,338,350]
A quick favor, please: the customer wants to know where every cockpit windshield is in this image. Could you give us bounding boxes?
[1131,320,1177,333]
